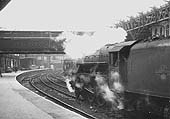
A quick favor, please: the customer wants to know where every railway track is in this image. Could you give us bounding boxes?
[18,70,98,119]
[37,73,76,98]
[18,70,148,119]
[47,74,68,89]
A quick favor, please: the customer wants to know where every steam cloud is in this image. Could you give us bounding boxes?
[65,76,75,93]
[65,70,124,110]
[111,71,124,109]
[95,72,124,110]
[95,73,118,109]
[111,72,124,93]
[62,28,126,59]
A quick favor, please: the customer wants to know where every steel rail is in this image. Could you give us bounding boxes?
[39,74,75,98]
[29,73,97,119]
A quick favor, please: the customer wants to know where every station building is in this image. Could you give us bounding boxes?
[115,3,170,41]
[0,54,20,72]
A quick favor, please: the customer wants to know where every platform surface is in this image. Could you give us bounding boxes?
[0,71,87,119]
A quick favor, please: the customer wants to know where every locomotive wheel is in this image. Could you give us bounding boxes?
[164,105,170,119]
[96,95,106,107]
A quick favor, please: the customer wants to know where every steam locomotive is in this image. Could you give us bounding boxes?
[65,38,170,118]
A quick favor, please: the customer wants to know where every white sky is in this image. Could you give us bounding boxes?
[0,0,166,58]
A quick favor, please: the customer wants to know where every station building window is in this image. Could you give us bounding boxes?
[109,52,118,67]
[154,28,158,36]
[160,27,162,36]
[37,56,41,60]
[44,56,47,60]
[166,24,169,37]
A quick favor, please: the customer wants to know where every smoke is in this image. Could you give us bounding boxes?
[65,70,124,109]
[95,72,124,110]
[111,71,124,109]
[60,27,126,59]
[65,69,77,93]
[65,76,75,93]
[101,84,117,102]
[95,73,118,109]
[111,71,124,93]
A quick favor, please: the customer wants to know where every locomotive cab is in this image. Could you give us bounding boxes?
[108,41,136,89]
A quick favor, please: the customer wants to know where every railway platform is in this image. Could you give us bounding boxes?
[0,71,87,119]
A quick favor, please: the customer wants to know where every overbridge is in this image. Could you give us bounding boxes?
[0,30,65,54]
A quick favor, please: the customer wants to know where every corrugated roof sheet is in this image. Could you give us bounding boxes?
[109,41,136,52]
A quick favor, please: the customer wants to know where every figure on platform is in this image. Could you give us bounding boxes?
[14,66,18,72]
[0,67,2,77]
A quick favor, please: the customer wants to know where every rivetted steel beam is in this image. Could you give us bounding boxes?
[0,51,65,54]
